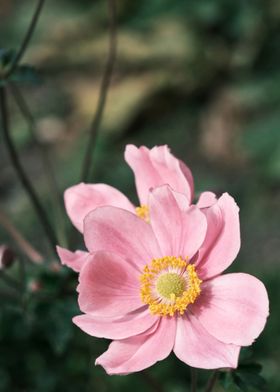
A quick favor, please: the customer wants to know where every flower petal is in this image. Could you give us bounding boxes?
[197,192,217,208]
[125,144,194,205]
[192,273,269,346]
[174,313,240,369]
[64,183,135,232]
[78,251,143,317]
[84,206,162,269]
[195,193,240,279]
[96,316,176,375]
[56,246,89,272]
[73,308,157,340]
[149,185,207,258]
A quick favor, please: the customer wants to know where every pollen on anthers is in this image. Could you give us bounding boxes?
[140,256,202,317]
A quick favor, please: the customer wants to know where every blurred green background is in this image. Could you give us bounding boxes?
[0,0,280,391]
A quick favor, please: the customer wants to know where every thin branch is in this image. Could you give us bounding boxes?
[205,370,219,392]
[0,208,43,264]
[0,86,57,255]
[191,368,198,392]
[81,0,117,182]
[9,83,68,247]
[5,0,46,78]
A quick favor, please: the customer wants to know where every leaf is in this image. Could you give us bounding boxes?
[219,371,241,392]
[219,362,267,392]
[9,65,42,85]
[232,373,249,391]
[236,364,266,391]
[47,302,75,354]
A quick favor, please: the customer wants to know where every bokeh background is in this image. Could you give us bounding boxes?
[1,0,280,391]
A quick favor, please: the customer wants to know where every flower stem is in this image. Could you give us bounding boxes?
[191,368,198,392]
[0,86,57,255]
[0,208,43,263]
[80,0,118,182]
[205,370,219,392]
[9,83,68,248]
[5,0,46,78]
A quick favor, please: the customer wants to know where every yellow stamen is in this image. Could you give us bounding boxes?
[140,256,202,317]
[135,205,149,222]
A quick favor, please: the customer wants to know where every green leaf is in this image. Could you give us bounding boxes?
[236,364,266,391]
[232,373,249,391]
[9,65,42,85]
[220,362,267,391]
[219,371,241,391]
[40,299,76,355]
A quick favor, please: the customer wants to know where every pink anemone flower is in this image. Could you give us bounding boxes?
[73,185,269,374]
[58,145,215,272]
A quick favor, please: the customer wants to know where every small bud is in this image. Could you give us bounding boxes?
[0,245,15,269]
[28,279,42,293]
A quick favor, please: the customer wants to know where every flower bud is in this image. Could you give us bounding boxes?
[0,245,15,269]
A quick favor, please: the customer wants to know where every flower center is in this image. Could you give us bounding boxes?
[140,256,202,317]
[156,273,186,299]
[135,205,149,222]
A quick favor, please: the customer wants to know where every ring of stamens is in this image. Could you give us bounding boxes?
[140,256,202,317]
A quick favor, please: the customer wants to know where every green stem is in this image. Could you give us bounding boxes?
[81,0,117,182]
[205,370,219,392]
[0,207,43,263]
[0,86,57,255]
[191,368,197,392]
[5,0,46,78]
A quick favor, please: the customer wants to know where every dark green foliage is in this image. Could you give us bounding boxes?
[9,65,42,85]
[220,363,266,392]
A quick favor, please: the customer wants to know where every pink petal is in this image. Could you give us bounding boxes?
[96,316,176,375]
[192,273,269,346]
[149,186,207,258]
[77,251,143,317]
[125,144,194,205]
[56,246,89,272]
[174,313,240,369]
[84,206,162,269]
[172,191,190,211]
[195,193,240,279]
[64,183,135,232]
[197,192,217,208]
[73,308,157,340]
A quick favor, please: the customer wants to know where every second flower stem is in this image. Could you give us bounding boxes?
[81,0,117,182]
